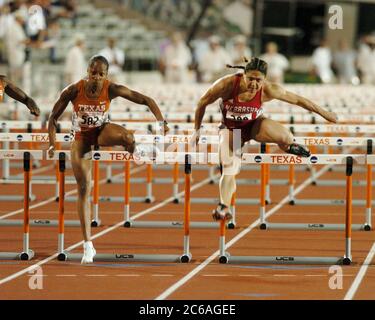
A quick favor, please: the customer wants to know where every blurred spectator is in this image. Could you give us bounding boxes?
[333,39,359,85]
[160,32,192,83]
[25,0,47,44]
[260,41,289,83]
[99,37,125,82]
[198,35,232,83]
[357,35,375,85]
[312,39,335,84]
[230,35,252,65]
[41,17,61,63]
[64,33,86,84]
[4,10,28,86]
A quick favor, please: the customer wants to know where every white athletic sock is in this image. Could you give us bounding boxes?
[219,174,236,208]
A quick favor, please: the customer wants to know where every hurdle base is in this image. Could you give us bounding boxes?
[145,196,155,204]
[57,252,68,261]
[291,199,375,206]
[123,220,221,229]
[0,194,36,201]
[179,197,259,205]
[0,219,80,227]
[91,219,101,227]
[224,255,345,265]
[173,198,179,204]
[64,252,184,263]
[65,196,151,203]
[0,250,33,260]
[262,222,370,231]
[180,253,192,263]
[20,249,35,261]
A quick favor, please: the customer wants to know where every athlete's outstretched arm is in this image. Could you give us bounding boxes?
[265,82,337,123]
[193,76,233,144]
[48,85,78,157]
[1,76,40,117]
[109,83,169,133]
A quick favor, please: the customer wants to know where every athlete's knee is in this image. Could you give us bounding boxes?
[279,130,294,146]
[123,132,135,153]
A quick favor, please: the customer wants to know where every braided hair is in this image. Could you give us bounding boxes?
[227,57,268,76]
[89,55,109,71]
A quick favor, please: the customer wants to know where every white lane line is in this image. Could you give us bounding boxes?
[0,175,217,286]
[56,274,77,277]
[344,242,375,300]
[202,274,228,277]
[116,274,140,277]
[0,166,145,220]
[152,274,174,277]
[273,274,296,277]
[85,274,108,277]
[155,164,332,300]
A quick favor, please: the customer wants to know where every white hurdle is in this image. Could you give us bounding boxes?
[52,151,193,263]
[0,150,43,260]
[219,154,360,265]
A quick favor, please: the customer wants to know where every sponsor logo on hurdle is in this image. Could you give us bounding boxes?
[172,222,183,226]
[275,256,294,261]
[33,220,51,225]
[93,152,101,160]
[355,126,361,133]
[310,156,318,164]
[169,136,190,143]
[270,155,302,164]
[115,254,135,259]
[31,134,48,142]
[337,139,343,146]
[254,155,262,163]
[314,126,320,132]
[201,136,207,143]
[63,135,70,142]
[308,223,324,228]
[17,134,23,141]
[154,136,160,143]
[303,138,329,145]
[2,153,16,159]
[109,152,141,161]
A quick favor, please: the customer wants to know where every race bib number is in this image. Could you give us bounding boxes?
[78,112,103,127]
[226,111,252,122]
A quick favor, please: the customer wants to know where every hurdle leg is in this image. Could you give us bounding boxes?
[219,219,229,263]
[145,163,154,203]
[57,153,67,261]
[173,162,179,203]
[227,193,236,229]
[365,163,372,230]
[289,164,295,205]
[343,157,353,265]
[2,129,10,179]
[91,161,101,227]
[106,162,112,183]
[123,160,131,227]
[54,142,61,201]
[180,155,192,263]
[265,144,271,204]
[20,152,34,260]
[259,163,267,229]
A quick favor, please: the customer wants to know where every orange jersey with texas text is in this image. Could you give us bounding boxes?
[71,79,111,132]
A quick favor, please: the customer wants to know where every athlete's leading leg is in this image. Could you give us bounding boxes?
[214,128,241,221]
[97,123,135,151]
[250,117,310,157]
[71,140,96,263]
